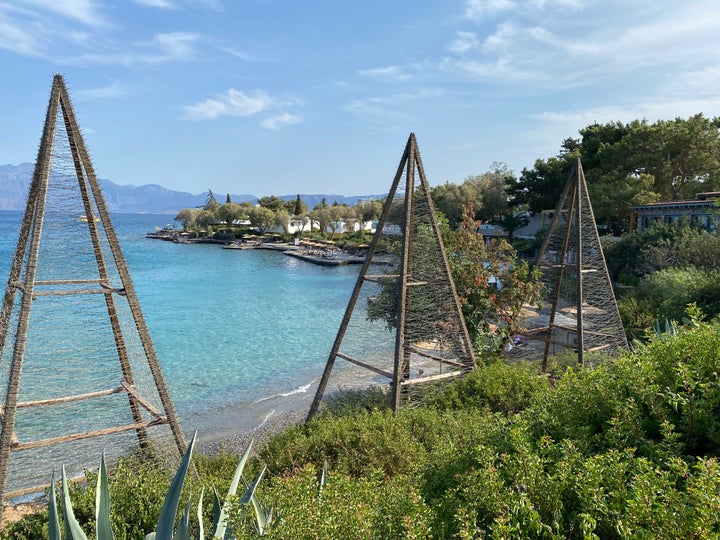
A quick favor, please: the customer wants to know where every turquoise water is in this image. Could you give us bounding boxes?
[0,211,390,440]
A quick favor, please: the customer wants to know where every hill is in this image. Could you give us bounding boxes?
[0,163,382,214]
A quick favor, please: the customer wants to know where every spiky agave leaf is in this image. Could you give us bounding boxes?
[196,488,205,540]
[61,465,89,540]
[96,452,114,540]
[212,438,254,539]
[241,466,272,536]
[174,498,192,540]
[48,471,61,540]
[211,485,222,532]
[154,431,197,540]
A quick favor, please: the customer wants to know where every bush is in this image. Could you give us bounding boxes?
[422,361,550,414]
[6,321,720,539]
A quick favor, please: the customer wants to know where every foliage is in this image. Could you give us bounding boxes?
[423,360,550,414]
[7,321,720,539]
[261,465,433,539]
[604,220,720,280]
[246,206,276,234]
[617,267,720,336]
[218,203,246,231]
[290,195,307,216]
[447,204,543,352]
[508,114,720,231]
[495,211,529,244]
[430,162,513,228]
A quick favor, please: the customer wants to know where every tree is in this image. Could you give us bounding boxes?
[309,206,332,236]
[218,202,245,231]
[247,206,275,233]
[431,182,466,229]
[496,212,530,244]
[327,205,354,237]
[447,203,543,351]
[506,153,577,215]
[355,199,383,224]
[292,195,308,216]
[226,193,232,204]
[513,115,720,232]
[175,208,199,230]
[195,209,217,230]
[258,195,286,212]
[273,208,291,234]
[464,162,512,222]
[205,189,220,213]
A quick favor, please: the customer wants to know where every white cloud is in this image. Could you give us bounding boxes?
[449,31,480,54]
[183,89,278,120]
[140,32,199,59]
[73,81,131,100]
[261,113,303,130]
[358,65,412,82]
[0,1,102,58]
[134,0,177,9]
[17,0,106,27]
[440,0,720,94]
[345,88,448,126]
[534,97,720,131]
[464,0,516,21]
[0,7,45,56]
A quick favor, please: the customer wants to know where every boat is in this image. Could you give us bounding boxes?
[79,215,100,222]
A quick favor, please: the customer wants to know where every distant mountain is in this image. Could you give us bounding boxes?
[0,163,383,214]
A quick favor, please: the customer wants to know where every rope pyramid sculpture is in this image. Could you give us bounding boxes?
[0,74,186,504]
[528,158,628,370]
[307,133,476,419]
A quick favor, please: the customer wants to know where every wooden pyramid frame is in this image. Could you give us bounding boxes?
[0,74,186,504]
[532,158,628,370]
[307,133,476,419]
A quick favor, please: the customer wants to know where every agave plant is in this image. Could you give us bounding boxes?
[47,432,274,539]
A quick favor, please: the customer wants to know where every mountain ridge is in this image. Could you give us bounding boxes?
[0,163,382,214]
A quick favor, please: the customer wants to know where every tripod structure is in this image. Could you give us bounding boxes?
[307,133,475,419]
[0,75,186,504]
[529,158,628,370]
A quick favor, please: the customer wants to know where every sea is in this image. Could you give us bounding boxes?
[0,211,391,444]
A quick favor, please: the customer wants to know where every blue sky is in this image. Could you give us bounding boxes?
[1,0,719,197]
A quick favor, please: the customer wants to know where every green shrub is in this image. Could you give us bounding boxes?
[254,464,432,539]
[423,361,550,414]
[6,321,720,539]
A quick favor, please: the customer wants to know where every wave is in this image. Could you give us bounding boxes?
[252,409,276,431]
[252,380,316,404]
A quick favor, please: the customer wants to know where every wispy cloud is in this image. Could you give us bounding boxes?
[464,0,515,21]
[261,113,303,130]
[214,44,257,61]
[73,81,132,100]
[183,89,298,120]
[534,96,720,131]
[449,31,480,54]
[0,1,105,58]
[442,0,720,93]
[358,65,412,83]
[0,5,46,56]
[345,88,448,126]
[65,31,200,65]
[17,0,107,27]
[139,32,198,58]
[463,0,581,21]
[134,0,177,9]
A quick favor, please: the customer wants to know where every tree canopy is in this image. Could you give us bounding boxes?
[507,114,720,231]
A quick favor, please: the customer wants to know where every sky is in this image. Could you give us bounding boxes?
[1,0,720,198]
